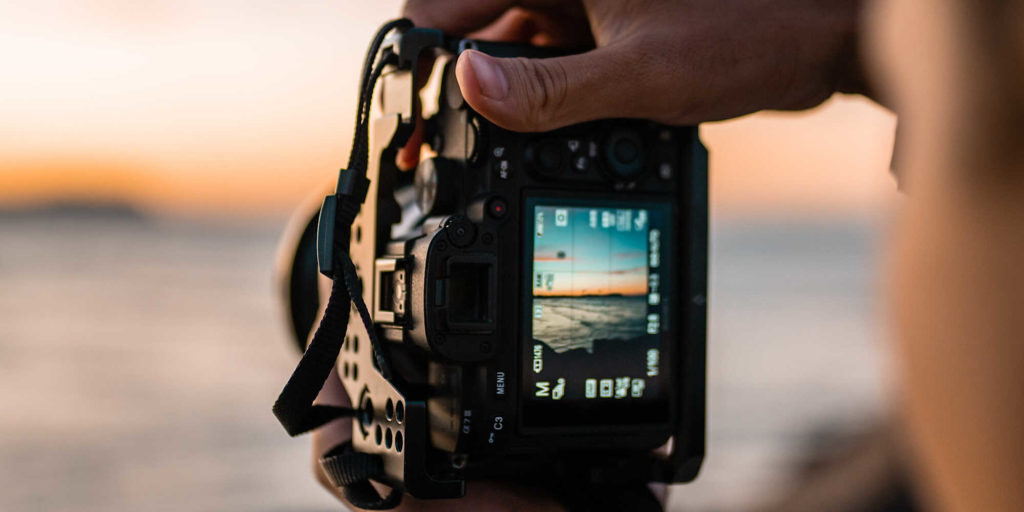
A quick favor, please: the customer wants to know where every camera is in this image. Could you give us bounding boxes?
[276,22,707,508]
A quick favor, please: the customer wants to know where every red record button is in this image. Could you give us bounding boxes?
[487,197,508,218]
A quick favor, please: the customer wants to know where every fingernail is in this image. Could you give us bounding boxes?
[467,51,508,101]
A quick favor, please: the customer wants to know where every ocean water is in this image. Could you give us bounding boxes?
[533,295,648,352]
[0,212,890,511]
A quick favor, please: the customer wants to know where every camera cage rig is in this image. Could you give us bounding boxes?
[273,20,707,510]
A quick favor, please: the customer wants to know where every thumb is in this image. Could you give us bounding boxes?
[454,48,638,132]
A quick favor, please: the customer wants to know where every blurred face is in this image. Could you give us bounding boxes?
[868,0,1024,185]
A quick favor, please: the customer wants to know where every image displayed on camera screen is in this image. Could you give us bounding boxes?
[523,199,672,424]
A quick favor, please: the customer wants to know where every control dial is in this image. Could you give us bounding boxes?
[604,128,646,179]
[525,139,566,175]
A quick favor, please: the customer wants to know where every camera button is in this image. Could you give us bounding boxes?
[658,162,674,180]
[486,197,507,219]
[491,158,511,180]
[572,155,591,173]
[538,141,561,171]
[485,415,506,448]
[443,216,476,247]
[492,370,507,399]
[526,139,564,175]
[604,129,645,179]
[615,138,639,162]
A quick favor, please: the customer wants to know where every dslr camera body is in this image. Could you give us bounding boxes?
[279,24,707,505]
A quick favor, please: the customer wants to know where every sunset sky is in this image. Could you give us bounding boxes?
[533,205,650,297]
[0,1,899,220]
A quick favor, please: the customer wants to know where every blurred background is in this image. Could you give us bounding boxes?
[0,1,900,510]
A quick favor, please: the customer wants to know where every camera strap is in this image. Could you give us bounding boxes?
[272,18,412,510]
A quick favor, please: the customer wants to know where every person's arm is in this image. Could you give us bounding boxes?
[869,1,1024,510]
[406,0,870,132]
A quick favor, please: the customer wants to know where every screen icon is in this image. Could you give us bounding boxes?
[552,378,566,400]
[634,210,648,231]
[614,377,630,398]
[616,210,632,232]
[647,313,660,334]
[630,378,646,398]
[554,209,568,227]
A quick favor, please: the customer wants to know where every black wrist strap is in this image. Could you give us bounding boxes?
[271,261,357,436]
[320,441,403,510]
[271,18,412,511]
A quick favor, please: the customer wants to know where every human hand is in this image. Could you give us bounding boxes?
[402,0,869,132]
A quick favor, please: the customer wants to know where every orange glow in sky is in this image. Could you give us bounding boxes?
[0,1,898,219]
[532,281,648,298]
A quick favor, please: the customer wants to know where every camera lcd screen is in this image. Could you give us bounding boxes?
[522,197,672,427]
